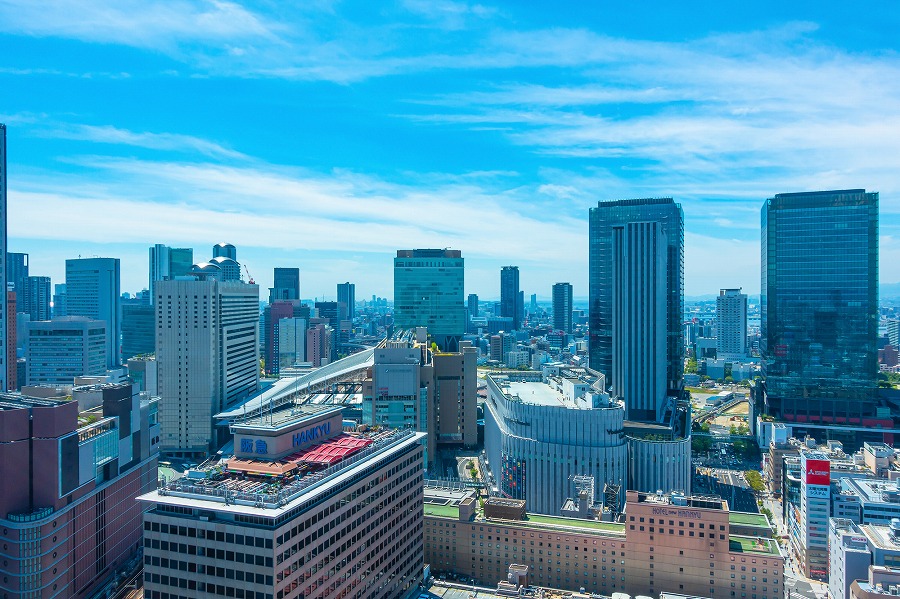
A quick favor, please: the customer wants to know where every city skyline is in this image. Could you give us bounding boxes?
[2,2,900,298]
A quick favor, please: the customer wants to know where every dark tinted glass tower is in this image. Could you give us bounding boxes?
[270,267,300,303]
[500,266,520,329]
[337,282,355,321]
[552,282,573,334]
[589,198,684,395]
[761,189,878,425]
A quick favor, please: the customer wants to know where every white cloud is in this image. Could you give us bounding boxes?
[44,124,248,159]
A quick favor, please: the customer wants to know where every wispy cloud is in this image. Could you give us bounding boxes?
[43,124,248,159]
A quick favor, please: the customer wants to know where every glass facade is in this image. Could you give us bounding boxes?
[393,249,465,350]
[589,198,684,396]
[761,189,878,424]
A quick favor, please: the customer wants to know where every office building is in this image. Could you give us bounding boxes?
[6,290,14,390]
[264,301,296,375]
[53,283,67,317]
[589,198,684,395]
[0,125,7,393]
[66,257,121,367]
[148,244,193,304]
[122,301,155,359]
[0,384,158,598]
[25,317,106,385]
[717,288,748,358]
[6,251,27,308]
[484,370,626,515]
[306,322,331,367]
[887,320,900,350]
[500,266,520,329]
[139,405,424,599]
[423,486,783,598]
[393,249,466,350]
[24,275,51,321]
[212,242,237,261]
[155,277,259,456]
[793,451,832,578]
[762,189,879,429]
[467,293,479,318]
[269,267,300,303]
[277,317,307,371]
[363,330,477,465]
[337,281,355,321]
[128,355,158,395]
[851,567,900,599]
[552,282,573,334]
[829,519,873,599]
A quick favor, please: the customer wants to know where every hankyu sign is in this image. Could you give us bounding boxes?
[293,421,331,448]
[651,507,702,520]
[804,459,830,486]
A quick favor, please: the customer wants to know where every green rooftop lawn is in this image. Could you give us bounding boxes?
[729,512,770,527]
[729,535,780,555]
[523,514,626,533]
[424,503,460,518]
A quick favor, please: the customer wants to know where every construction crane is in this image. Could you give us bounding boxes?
[243,264,255,284]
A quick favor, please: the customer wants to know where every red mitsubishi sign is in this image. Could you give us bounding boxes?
[805,459,830,486]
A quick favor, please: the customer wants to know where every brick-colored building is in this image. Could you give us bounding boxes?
[424,487,784,599]
[0,383,159,597]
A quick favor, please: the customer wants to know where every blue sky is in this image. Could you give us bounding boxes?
[1,1,899,300]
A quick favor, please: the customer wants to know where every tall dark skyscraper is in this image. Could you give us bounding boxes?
[24,276,51,322]
[337,281,355,321]
[269,267,300,303]
[149,244,193,304]
[552,282,573,334]
[589,198,684,396]
[467,293,479,318]
[761,189,878,427]
[500,266,520,329]
[6,252,27,311]
[394,249,465,351]
[0,124,7,391]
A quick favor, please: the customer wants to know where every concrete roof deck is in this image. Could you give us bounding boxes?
[729,535,781,556]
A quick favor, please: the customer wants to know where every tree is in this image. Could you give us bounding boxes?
[685,357,699,374]
[692,436,713,453]
[744,470,766,493]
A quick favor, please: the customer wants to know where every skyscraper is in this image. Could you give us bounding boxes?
[269,266,300,303]
[6,251,27,311]
[65,257,121,368]
[0,125,7,392]
[500,266,520,329]
[155,277,259,455]
[552,282,573,334]
[761,189,878,426]
[611,221,668,422]
[24,275,51,322]
[467,293,479,318]
[393,249,466,350]
[589,198,684,395]
[122,301,155,359]
[25,317,107,385]
[337,281,356,321]
[52,283,67,317]
[716,288,748,359]
[149,244,193,304]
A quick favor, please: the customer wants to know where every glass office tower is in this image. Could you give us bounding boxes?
[589,198,684,396]
[394,249,465,351]
[761,189,878,424]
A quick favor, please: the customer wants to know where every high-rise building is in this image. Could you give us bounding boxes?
[212,242,236,260]
[65,257,121,367]
[716,288,748,358]
[149,244,193,304]
[122,301,155,359]
[589,198,684,395]
[6,251,27,312]
[393,249,466,350]
[0,384,158,598]
[24,275,51,322]
[140,407,424,599]
[761,190,879,427]
[467,293,479,318]
[306,322,331,367]
[277,317,307,370]
[25,317,107,385]
[269,266,300,303]
[155,278,259,456]
[53,283,67,317]
[5,290,13,390]
[612,221,668,423]
[263,301,295,375]
[552,282,573,333]
[337,281,355,321]
[0,125,7,393]
[500,266,520,329]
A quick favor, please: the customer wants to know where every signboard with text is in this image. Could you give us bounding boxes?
[804,459,830,486]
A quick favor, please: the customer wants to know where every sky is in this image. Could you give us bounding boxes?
[1,1,899,301]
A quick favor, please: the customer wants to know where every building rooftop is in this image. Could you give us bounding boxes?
[728,535,781,556]
[144,428,421,514]
[729,512,771,528]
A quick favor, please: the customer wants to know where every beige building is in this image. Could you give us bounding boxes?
[424,487,784,599]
